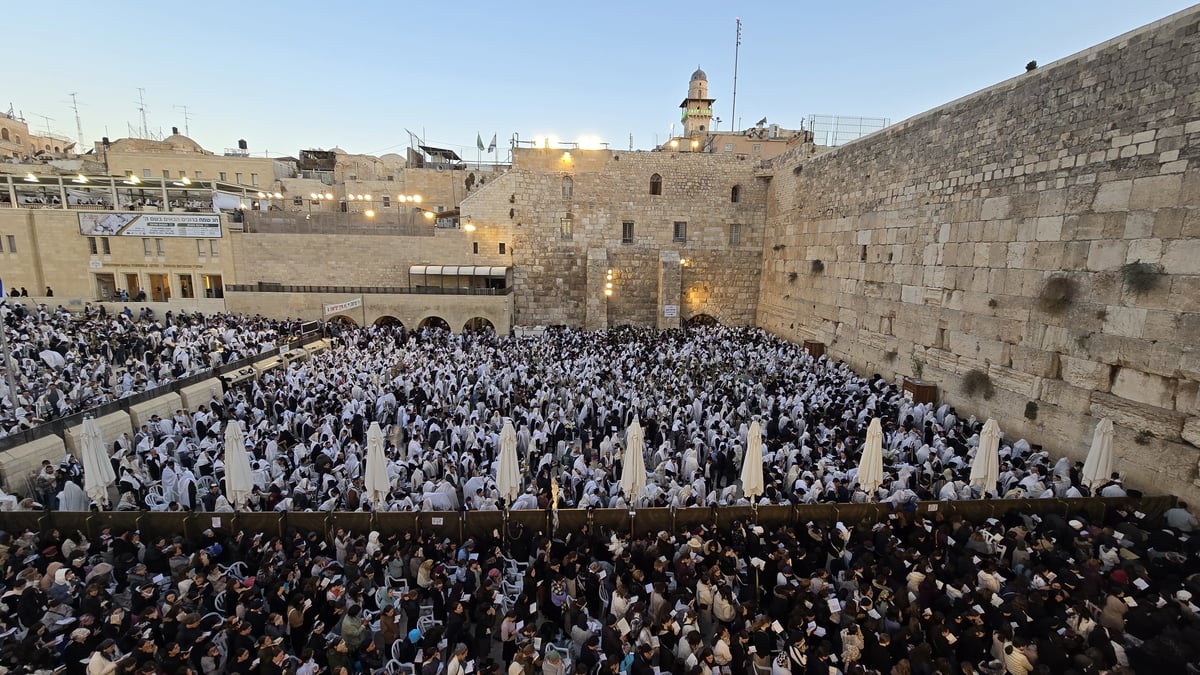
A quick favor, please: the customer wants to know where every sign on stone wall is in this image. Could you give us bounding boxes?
[78,212,222,238]
[323,297,363,315]
[663,305,678,318]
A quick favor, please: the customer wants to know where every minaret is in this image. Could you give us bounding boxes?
[679,67,715,138]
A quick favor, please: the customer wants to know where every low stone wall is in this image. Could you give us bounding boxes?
[128,393,182,430]
[62,411,131,458]
[0,434,66,497]
[178,378,222,410]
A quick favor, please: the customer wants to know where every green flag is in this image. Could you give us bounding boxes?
[477,133,485,152]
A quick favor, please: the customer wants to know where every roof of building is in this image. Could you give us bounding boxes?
[691,67,707,82]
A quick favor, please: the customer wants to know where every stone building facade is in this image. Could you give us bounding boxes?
[757,7,1200,502]
[459,147,769,329]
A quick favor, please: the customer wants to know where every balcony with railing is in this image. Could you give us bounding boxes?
[241,210,435,236]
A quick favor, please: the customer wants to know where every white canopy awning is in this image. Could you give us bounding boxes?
[409,265,509,278]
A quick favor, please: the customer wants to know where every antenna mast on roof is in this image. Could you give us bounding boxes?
[173,104,193,136]
[30,113,55,137]
[68,93,85,149]
[135,87,150,139]
[731,17,742,133]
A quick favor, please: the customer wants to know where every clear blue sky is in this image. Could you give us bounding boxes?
[5,1,1195,157]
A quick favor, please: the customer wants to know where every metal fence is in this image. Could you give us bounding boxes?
[225,283,512,296]
[243,211,435,236]
[0,329,325,453]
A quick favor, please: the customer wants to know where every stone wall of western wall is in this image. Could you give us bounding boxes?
[461,148,768,328]
[758,7,1200,502]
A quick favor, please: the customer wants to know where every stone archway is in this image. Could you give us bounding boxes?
[373,315,404,329]
[329,314,358,326]
[463,317,495,333]
[418,316,451,331]
[685,313,720,328]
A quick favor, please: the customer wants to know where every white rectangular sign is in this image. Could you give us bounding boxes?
[663,304,679,318]
[78,212,223,238]
[323,297,363,315]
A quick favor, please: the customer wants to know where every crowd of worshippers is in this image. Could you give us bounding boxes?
[20,324,1152,514]
[0,498,1198,675]
[0,301,307,437]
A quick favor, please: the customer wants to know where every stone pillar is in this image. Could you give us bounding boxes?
[657,250,682,330]
[585,248,609,331]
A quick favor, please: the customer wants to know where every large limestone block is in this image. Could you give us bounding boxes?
[1128,174,1182,210]
[1093,180,1132,212]
[1160,239,1200,275]
[988,366,1043,399]
[179,378,222,410]
[0,434,66,497]
[1102,306,1147,339]
[1090,393,1185,442]
[129,392,182,430]
[1062,357,1111,391]
[1086,240,1127,271]
[1010,346,1058,378]
[64,411,132,458]
[1110,367,1177,409]
[1184,417,1200,448]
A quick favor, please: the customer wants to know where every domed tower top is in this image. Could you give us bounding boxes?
[680,66,715,139]
[688,67,708,99]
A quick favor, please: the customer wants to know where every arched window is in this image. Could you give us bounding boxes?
[731,185,741,203]
[562,175,573,198]
[0,129,8,141]
[649,173,662,196]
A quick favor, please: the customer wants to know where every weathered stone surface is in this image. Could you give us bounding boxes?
[1062,357,1112,392]
[1089,393,1185,442]
[1183,417,1200,448]
[1110,367,1176,409]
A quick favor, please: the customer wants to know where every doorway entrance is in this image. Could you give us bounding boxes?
[148,273,171,302]
[94,273,116,299]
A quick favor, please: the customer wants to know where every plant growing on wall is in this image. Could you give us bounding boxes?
[912,357,925,380]
[1036,275,1077,315]
[788,272,798,283]
[1024,401,1039,420]
[1120,260,1165,294]
[962,368,995,400]
[1134,429,1155,445]
[811,259,825,274]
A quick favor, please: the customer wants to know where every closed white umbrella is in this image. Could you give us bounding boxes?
[1081,418,1114,489]
[619,416,647,505]
[496,419,522,504]
[81,417,116,507]
[223,420,254,510]
[857,418,885,498]
[740,418,765,501]
[969,418,1001,496]
[364,421,391,509]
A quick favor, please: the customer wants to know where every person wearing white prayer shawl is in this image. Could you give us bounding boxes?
[59,481,91,511]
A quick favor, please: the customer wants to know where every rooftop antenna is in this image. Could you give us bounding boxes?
[67,93,85,149]
[731,17,742,133]
[629,133,633,151]
[29,113,55,137]
[135,87,149,138]
[173,104,193,136]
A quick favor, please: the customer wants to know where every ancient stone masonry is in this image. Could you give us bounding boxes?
[460,148,768,328]
[758,7,1200,502]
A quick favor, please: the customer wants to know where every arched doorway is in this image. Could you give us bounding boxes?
[418,316,450,331]
[373,315,404,329]
[329,315,358,326]
[463,317,495,333]
[684,313,719,328]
